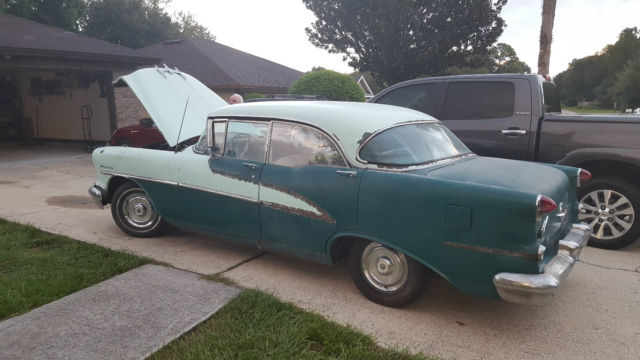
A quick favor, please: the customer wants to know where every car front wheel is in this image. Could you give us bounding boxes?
[111,182,164,237]
[578,176,639,249]
[348,240,425,307]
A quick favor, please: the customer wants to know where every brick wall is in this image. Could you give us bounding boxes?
[113,69,148,128]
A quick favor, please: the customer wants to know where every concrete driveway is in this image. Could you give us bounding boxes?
[1,143,639,360]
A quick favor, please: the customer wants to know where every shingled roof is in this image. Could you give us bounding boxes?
[0,13,157,64]
[141,37,303,91]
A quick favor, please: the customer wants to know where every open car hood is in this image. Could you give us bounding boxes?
[114,67,228,147]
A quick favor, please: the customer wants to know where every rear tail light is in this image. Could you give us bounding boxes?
[536,195,557,220]
[577,169,592,187]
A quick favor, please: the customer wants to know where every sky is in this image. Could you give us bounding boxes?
[168,0,640,78]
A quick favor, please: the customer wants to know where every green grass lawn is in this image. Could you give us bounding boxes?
[562,106,620,114]
[0,218,150,320]
[150,289,431,360]
[1,219,431,359]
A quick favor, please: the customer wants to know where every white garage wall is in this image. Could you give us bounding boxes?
[20,72,111,141]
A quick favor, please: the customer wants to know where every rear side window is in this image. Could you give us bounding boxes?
[269,123,346,168]
[441,82,515,120]
[376,83,440,116]
[542,81,562,113]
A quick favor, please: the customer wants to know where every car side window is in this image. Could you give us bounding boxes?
[269,123,346,168]
[376,83,439,116]
[224,121,269,162]
[441,81,515,120]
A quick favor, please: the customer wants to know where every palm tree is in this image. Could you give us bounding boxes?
[537,0,557,74]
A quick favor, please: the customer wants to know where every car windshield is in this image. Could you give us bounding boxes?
[358,123,471,166]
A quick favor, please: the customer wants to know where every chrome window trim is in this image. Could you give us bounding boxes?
[216,118,270,162]
[355,120,471,168]
[208,115,355,168]
[101,170,258,204]
[268,121,348,169]
[365,153,476,173]
[207,117,229,157]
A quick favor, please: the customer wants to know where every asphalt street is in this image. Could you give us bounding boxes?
[1,143,638,360]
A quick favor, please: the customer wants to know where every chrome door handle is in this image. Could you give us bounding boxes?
[243,162,258,170]
[501,129,527,136]
[336,170,357,178]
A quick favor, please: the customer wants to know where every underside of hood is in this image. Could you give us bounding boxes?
[114,67,228,147]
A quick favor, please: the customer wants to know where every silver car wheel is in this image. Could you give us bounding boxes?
[122,193,158,229]
[579,189,635,240]
[361,242,409,292]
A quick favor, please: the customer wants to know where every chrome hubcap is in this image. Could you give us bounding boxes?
[122,193,157,228]
[579,189,635,240]
[361,242,408,292]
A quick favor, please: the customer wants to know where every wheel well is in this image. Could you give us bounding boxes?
[329,236,360,263]
[574,159,640,186]
[328,236,441,278]
[105,176,133,204]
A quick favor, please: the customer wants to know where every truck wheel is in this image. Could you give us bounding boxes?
[578,176,639,249]
[111,182,164,237]
[348,240,425,307]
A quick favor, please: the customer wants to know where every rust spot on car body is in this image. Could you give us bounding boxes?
[442,241,537,260]
[260,183,336,224]
[46,195,99,209]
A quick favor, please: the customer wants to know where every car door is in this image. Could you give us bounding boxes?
[439,79,533,160]
[258,121,361,259]
[175,119,269,243]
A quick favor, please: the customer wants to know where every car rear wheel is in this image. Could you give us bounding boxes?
[348,240,425,307]
[111,182,164,237]
[578,176,639,249]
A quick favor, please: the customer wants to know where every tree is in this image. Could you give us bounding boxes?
[82,0,214,48]
[174,11,215,41]
[442,43,530,75]
[554,27,640,107]
[538,0,557,74]
[303,0,507,86]
[490,43,531,73]
[83,0,177,49]
[610,56,640,110]
[3,0,87,31]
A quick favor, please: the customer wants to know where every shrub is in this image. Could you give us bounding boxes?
[289,70,365,102]
[243,92,265,100]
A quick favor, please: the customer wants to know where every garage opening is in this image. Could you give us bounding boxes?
[0,70,114,149]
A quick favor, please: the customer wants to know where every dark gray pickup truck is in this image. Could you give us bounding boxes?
[371,74,640,249]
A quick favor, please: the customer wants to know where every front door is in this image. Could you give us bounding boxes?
[258,122,360,259]
[176,120,269,242]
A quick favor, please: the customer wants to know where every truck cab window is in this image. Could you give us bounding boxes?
[376,83,439,116]
[442,82,515,120]
[542,81,562,113]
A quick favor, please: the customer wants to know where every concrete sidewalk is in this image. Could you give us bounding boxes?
[0,265,240,360]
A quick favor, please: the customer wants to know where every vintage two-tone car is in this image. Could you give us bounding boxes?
[89,68,591,307]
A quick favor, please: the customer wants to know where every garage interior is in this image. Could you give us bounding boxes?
[0,70,113,147]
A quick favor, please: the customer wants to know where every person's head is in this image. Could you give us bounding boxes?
[229,93,243,104]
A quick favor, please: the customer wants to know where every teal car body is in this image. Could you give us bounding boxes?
[89,68,590,307]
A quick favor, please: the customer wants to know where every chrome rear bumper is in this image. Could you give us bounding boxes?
[493,224,590,306]
[88,185,106,209]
